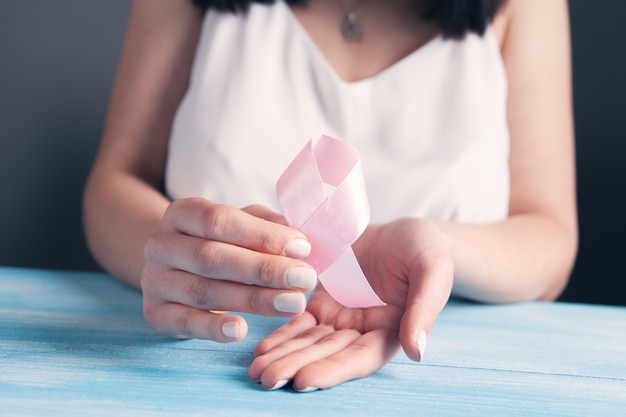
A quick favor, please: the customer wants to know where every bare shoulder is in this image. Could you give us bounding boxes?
[492,0,570,51]
[94,0,204,181]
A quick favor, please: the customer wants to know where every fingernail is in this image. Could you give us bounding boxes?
[286,267,317,289]
[416,330,427,362]
[273,293,306,313]
[296,386,318,393]
[268,379,289,390]
[221,321,240,338]
[285,238,311,259]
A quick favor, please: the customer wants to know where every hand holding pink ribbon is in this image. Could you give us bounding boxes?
[276,135,385,308]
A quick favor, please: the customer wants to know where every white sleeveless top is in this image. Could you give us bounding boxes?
[166,1,510,224]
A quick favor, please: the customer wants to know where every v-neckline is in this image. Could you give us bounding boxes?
[280,1,443,87]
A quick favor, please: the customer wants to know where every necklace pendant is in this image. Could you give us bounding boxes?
[341,12,361,41]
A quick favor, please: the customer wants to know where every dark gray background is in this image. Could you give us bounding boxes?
[0,1,624,305]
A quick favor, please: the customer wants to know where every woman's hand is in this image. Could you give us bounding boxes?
[248,218,453,391]
[140,197,318,342]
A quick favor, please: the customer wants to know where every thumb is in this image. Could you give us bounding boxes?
[398,256,453,362]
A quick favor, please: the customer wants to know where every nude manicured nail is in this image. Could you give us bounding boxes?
[221,321,240,338]
[416,330,427,362]
[273,293,306,313]
[286,267,317,289]
[295,387,318,393]
[268,380,289,390]
[285,238,311,259]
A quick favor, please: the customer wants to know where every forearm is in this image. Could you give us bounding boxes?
[83,169,169,289]
[436,214,577,303]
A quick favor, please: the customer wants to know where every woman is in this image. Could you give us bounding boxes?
[83,0,577,392]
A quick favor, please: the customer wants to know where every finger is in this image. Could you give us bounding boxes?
[253,313,318,356]
[291,329,400,392]
[254,329,362,390]
[164,198,311,259]
[145,233,318,291]
[248,323,336,382]
[147,269,308,316]
[144,301,248,342]
[242,204,288,226]
[399,256,453,362]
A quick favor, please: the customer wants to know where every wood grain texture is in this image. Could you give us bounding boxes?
[0,267,624,416]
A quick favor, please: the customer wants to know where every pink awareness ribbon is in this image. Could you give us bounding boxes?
[276,135,385,308]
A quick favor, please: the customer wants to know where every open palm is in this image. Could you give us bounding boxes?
[248,219,453,391]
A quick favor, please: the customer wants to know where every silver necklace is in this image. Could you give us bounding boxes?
[339,0,371,41]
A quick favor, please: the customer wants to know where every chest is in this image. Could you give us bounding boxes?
[289,2,441,83]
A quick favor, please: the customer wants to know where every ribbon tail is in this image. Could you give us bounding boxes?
[317,249,386,308]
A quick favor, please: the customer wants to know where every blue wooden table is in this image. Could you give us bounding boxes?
[1,267,624,416]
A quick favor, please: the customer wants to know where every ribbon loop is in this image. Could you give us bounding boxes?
[277,135,385,308]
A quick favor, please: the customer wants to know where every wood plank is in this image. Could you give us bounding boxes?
[1,343,624,417]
